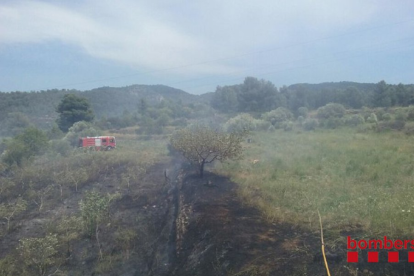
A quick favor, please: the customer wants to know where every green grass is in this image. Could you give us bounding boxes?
[215,129,414,240]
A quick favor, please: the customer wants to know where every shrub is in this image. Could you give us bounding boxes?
[302,119,318,131]
[395,109,407,121]
[262,107,293,128]
[381,113,392,121]
[283,121,294,131]
[377,120,405,132]
[255,119,271,131]
[224,113,257,132]
[345,115,365,127]
[297,107,308,118]
[316,103,346,119]
[48,139,72,157]
[2,128,49,166]
[366,113,378,124]
[407,106,414,121]
[322,117,342,129]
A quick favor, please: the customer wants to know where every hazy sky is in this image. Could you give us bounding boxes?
[1,0,413,94]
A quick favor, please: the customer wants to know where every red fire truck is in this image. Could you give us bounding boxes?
[78,136,116,151]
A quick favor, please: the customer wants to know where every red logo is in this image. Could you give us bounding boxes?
[347,236,414,263]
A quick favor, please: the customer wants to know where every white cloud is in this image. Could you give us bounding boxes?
[0,0,413,80]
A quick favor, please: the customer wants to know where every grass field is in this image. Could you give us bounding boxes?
[215,128,414,244]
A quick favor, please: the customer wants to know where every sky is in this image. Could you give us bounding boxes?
[0,0,413,95]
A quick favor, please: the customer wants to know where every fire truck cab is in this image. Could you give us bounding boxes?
[78,136,116,151]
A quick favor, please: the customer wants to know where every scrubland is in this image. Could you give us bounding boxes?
[216,128,414,245]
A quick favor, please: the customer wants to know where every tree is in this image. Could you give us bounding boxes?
[0,198,27,231]
[18,234,59,276]
[2,127,48,166]
[170,125,247,177]
[56,94,94,132]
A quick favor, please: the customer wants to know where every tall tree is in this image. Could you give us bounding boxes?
[56,94,94,132]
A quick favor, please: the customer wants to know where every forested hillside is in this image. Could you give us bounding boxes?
[0,85,203,136]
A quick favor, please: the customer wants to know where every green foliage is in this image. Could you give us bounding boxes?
[395,109,407,121]
[0,112,32,137]
[262,107,293,129]
[0,197,27,231]
[344,114,365,127]
[297,107,308,118]
[48,139,72,157]
[46,124,64,140]
[224,113,258,132]
[302,118,318,131]
[211,85,239,112]
[407,106,414,121]
[64,121,100,146]
[170,125,247,177]
[283,121,294,131]
[56,94,94,132]
[56,215,82,255]
[80,191,119,237]
[381,113,392,121]
[115,228,138,260]
[366,113,378,124]
[18,234,59,276]
[0,255,20,276]
[2,127,49,166]
[316,103,346,119]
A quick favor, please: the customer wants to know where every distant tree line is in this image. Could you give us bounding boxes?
[211,77,414,114]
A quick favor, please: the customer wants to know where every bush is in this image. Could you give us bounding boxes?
[297,107,308,118]
[377,120,405,132]
[283,121,294,131]
[381,113,392,121]
[395,109,407,121]
[302,119,318,131]
[224,113,257,132]
[48,139,72,157]
[2,128,49,166]
[366,113,378,124]
[407,106,414,121]
[262,107,293,128]
[316,103,346,119]
[322,117,342,129]
[344,115,365,127]
[255,119,271,131]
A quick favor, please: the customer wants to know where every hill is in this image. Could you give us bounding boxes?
[0,85,204,131]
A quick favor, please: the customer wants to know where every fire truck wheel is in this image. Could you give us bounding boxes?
[106,146,113,151]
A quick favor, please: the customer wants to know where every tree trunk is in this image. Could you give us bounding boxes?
[199,160,205,178]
